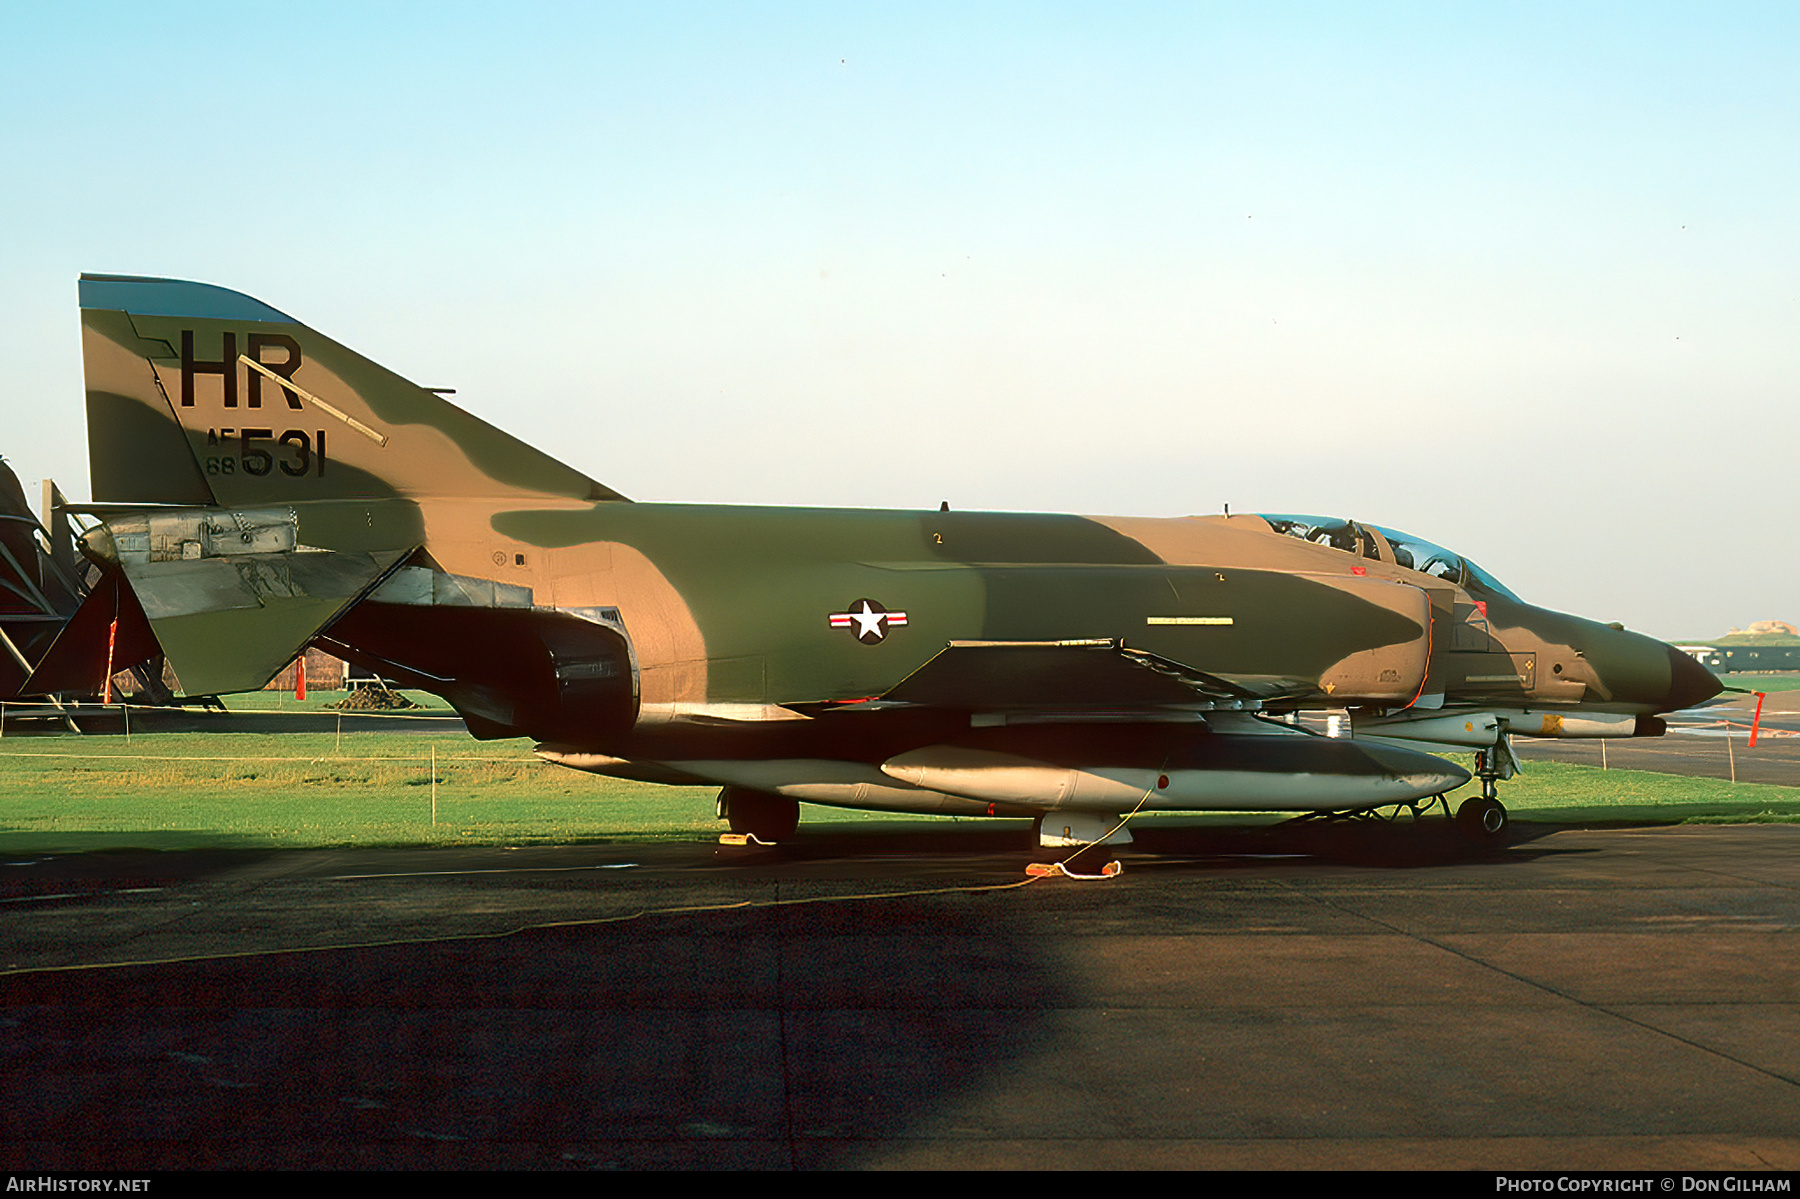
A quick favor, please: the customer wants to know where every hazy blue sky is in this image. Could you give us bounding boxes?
[3,2,1795,638]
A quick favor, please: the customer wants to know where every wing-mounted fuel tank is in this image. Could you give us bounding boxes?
[879,722,1469,812]
[594,715,1473,818]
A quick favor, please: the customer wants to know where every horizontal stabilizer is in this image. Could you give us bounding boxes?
[118,547,411,695]
[75,503,417,696]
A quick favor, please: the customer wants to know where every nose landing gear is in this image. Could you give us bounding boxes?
[1455,746,1511,840]
[1456,795,1508,838]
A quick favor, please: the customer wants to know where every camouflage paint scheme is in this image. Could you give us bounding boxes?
[65,275,1721,842]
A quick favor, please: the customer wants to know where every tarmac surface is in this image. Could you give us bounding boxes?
[4,819,1800,1170]
[1513,692,1800,786]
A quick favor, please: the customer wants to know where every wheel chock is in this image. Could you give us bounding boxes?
[1025,859,1123,880]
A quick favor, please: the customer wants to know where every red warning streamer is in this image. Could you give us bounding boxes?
[1750,691,1767,748]
[101,616,118,705]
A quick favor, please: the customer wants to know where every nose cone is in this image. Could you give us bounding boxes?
[1664,644,1723,712]
[1543,611,1725,714]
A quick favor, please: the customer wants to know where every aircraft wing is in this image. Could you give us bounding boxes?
[839,638,1318,713]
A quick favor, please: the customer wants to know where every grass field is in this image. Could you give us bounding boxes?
[0,729,725,853]
[1716,672,1800,693]
[221,690,460,712]
[1,697,1797,852]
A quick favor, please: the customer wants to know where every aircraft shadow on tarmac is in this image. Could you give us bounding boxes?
[0,816,1595,902]
[777,815,1575,869]
[0,817,1692,1169]
[1,857,1078,1168]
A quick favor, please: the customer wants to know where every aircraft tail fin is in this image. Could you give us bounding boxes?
[79,274,625,507]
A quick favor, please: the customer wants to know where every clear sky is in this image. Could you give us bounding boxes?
[2,2,1794,639]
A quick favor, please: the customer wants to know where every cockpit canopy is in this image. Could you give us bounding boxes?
[1256,514,1519,601]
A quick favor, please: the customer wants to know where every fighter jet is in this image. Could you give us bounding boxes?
[46,274,1720,848]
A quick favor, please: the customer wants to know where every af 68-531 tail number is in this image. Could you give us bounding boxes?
[203,428,326,477]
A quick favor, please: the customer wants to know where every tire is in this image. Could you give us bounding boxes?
[1456,796,1508,840]
[719,786,799,842]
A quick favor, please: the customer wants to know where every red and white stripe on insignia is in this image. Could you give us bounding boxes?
[826,599,908,642]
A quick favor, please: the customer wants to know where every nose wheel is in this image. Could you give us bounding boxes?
[1457,748,1509,840]
[1456,795,1508,838]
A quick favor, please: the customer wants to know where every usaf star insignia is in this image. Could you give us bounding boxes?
[828,598,908,644]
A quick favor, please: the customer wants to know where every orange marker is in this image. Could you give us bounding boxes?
[102,616,118,704]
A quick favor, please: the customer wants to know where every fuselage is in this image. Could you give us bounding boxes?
[261,496,1718,755]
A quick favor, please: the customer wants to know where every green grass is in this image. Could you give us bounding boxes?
[0,729,724,852]
[1716,673,1800,693]
[0,726,1796,853]
[220,689,458,712]
[1438,755,1800,824]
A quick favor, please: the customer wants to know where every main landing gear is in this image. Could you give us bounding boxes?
[716,786,799,843]
[1030,813,1128,878]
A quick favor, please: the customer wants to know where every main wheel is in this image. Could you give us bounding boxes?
[718,786,799,842]
[1455,796,1508,840]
